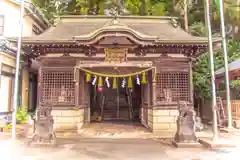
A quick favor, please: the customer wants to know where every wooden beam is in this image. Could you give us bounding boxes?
[76,61,153,68]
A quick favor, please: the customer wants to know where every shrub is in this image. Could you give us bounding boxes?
[16,107,28,124]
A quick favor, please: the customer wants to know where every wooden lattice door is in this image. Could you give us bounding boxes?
[156,72,189,102]
[40,68,75,105]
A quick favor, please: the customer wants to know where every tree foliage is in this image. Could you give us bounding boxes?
[193,40,240,99]
[31,0,179,23]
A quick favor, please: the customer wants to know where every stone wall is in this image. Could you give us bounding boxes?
[141,107,179,132]
[152,108,179,131]
[140,107,148,128]
[51,108,85,130]
[147,108,153,131]
[83,107,90,123]
[146,107,179,132]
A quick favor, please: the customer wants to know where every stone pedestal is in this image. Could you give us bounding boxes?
[172,101,200,148]
[26,106,56,147]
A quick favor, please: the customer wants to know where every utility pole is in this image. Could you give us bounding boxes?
[218,0,233,129]
[205,0,219,141]
[12,0,24,140]
[184,0,189,32]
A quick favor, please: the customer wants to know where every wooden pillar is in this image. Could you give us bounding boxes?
[83,79,88,105]
[117,78,120,119]
[78,71,84,105]
[75,69,79,107]
[152,68,157,106]
[147,79,151,107]
[189,59,193,103]
[37,67,42,108]
[147,75,151,122]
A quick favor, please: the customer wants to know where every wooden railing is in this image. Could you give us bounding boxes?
[223,100,240,119]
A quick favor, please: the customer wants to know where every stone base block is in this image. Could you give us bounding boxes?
[172,140,201,148]
[199,138,235,149]
[52,109,85,131]
[233,120,240,128]
[26,142,57,148]
[54,123,78,131]
[220,127,240,133]
[151,130,175,138]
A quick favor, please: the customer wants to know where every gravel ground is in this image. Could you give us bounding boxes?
[0,136,239,160]
[1,124,240,160]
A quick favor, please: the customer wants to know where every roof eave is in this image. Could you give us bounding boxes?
[59,15,179,21]
[154,38,221,45]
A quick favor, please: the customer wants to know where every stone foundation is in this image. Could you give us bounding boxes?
[51,108,85,130]
[140,107,148,128]
[147,107,179,132]
[147,108,153,130]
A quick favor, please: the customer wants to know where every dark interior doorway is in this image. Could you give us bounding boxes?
[89,77,142,123]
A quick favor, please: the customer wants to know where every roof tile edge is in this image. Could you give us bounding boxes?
[59,15,179,21]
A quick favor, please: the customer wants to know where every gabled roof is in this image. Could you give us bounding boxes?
[7,15,220,45]
[215,59,240,75]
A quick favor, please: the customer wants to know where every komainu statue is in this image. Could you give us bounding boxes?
[26,106,56,146]
[173,101,198,144]
[195,116,204,132]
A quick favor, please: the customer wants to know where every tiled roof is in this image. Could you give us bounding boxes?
[10,15,220,45]
[215,59,240,75]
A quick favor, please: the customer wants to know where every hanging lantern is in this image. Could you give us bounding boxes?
[141,72,147,84]
[113,77,117,89]
[136,75,140,85]
[121,78,126,88]
[128,76,132,88]
[86,73,91,82]
[98,76,103,87]
[92,75,97,85]
[105,77,110,88]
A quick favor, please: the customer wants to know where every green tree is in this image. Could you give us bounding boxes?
[124,0,172,16]
[193,40,240,99]
[32,0,72,23]
[32,0,175,22]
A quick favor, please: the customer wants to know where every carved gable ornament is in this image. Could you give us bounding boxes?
[104,48,128,63]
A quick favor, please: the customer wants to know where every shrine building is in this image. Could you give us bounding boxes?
[9,15,219,132]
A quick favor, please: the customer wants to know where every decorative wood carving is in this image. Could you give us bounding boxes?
[83,46,97,56]
[134,46,147,56]
[23,44,207,58]
[61,52,70,57]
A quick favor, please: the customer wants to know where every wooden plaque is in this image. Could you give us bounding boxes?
[104,48,128,63]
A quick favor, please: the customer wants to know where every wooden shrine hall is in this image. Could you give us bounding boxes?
[10,15,219,132]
